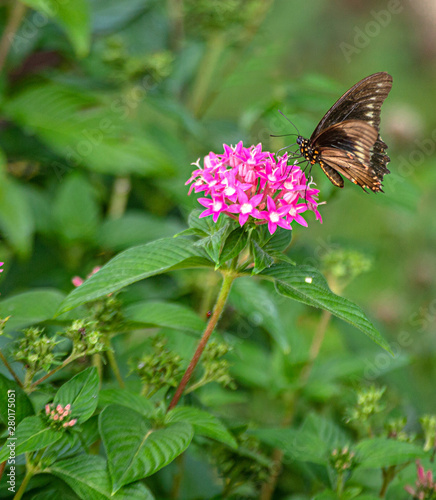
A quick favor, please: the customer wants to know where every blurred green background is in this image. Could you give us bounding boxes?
[0,0,435,419]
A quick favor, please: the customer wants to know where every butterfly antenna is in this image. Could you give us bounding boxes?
[278,109,301,136]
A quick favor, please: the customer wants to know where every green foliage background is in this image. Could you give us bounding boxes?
[1,0,436,498]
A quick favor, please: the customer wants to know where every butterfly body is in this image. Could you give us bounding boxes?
[294,72,393,192]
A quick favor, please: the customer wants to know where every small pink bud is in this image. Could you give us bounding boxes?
[63,422,69,428]
[69,419,77,426]
[89,266,101,277]
[64,404,71,411]
[53,414,59,421]
[56,404,63,413]
[72,277,83,287]
[404,485,415,495]
[427,469,433,485]
[63,410,70,417]
[45,404,51,415]
[417,461,426,485]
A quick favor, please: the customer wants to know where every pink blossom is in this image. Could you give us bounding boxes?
[186,142,322,234]
[405,461,436,498]
[72,266,101,287]
[0,262,4,273]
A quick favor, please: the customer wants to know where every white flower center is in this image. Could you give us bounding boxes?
[240,203,252,214]
[270,212,279,223]
[213,200,223,211]
[224,186,236,196]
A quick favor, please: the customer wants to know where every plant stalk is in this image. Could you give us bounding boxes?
[13,464,33,500]
[0,349,23,387]
[167,272,236,411]
[260,309,332,500]
[107,176,131,219]
[29,354,76,391]
[0,1,27,73]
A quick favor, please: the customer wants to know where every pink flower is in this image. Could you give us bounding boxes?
[405,461,436,498]
[72,266,101,287]
[0,262,4,273]
[256,196,292,234]
[186,142,322,235]
[198,196,229,223]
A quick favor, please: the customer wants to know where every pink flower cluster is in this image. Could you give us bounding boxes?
[72,266,100,287]
[186,142,322,235]
[405,461,436,499]
[45,403,77,428]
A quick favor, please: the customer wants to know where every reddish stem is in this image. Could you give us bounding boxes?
[167,272,236,412]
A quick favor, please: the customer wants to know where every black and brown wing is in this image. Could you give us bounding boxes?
[308,72,393,190]
[315,120,385,191]
[310,72,393,137]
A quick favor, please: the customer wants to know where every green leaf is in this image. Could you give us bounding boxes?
[261,263,392,353]
[21,0,90,57]
[100,405,193,492]
[3,84,174,176]
[250,427,299,456]
[219,227,248,264]
[355,437,426,469]
[57,237,213,313]
[0,374,34,426]
[312,491,339,500]
[195,224,230,263]
[98,389,153,416]
[53,173,100,243]
[166,406,237,449]
[49,455,155,500]
[250,240,274,274]
[231,278,290,353]
[0,416,61,462]
[0,289,66,332]
[262,226,293,253]
[291,413,349,464]
[253,414,348,465]
[54,367,99,423]
[124,301,206,335]
[0,175,33,257]
[97,211,182,251]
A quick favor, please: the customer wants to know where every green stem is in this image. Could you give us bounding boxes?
[92,353,103,386]
[105,340,125,388]
[260,309,332,500]
[29,354,76,392]
[183,375,208,395]
[0,349,23,387]
[13,464,34,500]
[379,466,396,498]
[107,176,131,219]
[336,470,344,497]
[167,272,237,411]
[188,32,226,118]
[0,1,27,73]
[196,0,274,116]
[168,0,184,51]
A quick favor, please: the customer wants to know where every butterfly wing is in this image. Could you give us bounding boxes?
[309,72,392,189]
[315,120,384,191]
[310,72,393,138]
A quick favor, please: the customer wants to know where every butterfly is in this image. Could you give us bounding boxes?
[292,72,393,192]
